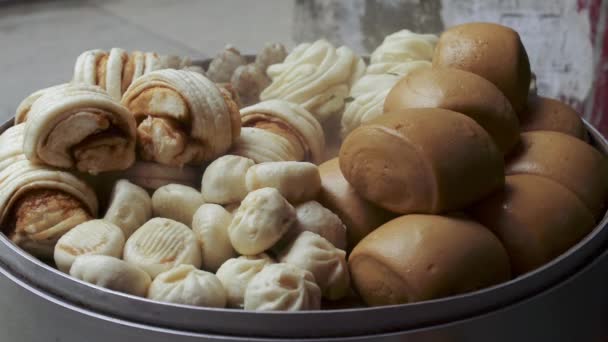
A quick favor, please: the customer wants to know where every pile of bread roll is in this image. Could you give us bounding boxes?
[2,21,607,311]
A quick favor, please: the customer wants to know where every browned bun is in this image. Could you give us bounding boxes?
[317,158,397,249]
[339,108,504,214]
[470,174,595,275]
[519,96,587,140]
[506,131,608,219]
[385,67,520,155]
[349,214,510,306]
[433,22,531,114]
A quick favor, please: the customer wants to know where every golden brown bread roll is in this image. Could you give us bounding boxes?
[349,214,510,306]
[317,158,396,249]
[470,175,595,275]
[506,131,608,219]
[519,96,587,140]
[433,22,531,113]
[339,108,504,214]
[384,67,520,154]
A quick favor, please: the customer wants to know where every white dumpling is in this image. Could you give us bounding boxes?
[152,184,205,226]
[70,255,151,297]
[202,155,254,205]
[216,253,274,308]
[104,179,152,238]
[245,161,321,204]
[191,204,237,272]
[244,263,321,311]
[148,264,226,308]
[279,231,350,300]
[294,201,347,250]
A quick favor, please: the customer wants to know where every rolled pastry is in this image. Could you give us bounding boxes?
[261,39,365,122]
[519,96,587,140]
[216,253,274,308]
[244,263,321,311]
[54,219,125,273]
[294,201,347,251]
[148,264,227,308]
[0,159,98,259]
[206,46,248,83]
[15,83,71,124]
[245,161,321,204]
[191,204,237,272]
[278,231,350,300]
[122,69,241,166]
[104,179,152,238]
[506,131,608,219]
[0,124,27,172]
[123,218,202,278]
[230,127,300,163]
[317,158,397,249]
[120,161,201,191]
[470,175,595,275]
[151,184,205,226]
[384,67,520,154]
[73,48,191,100]
[228,187,296,255]
[370,29,438,65]
[201,155,254,205]
[23,83,137,174]
[349,214,511,306]
[339,108,504,214]
[70,255,151,297]
[240,100,325,164]
[433,22,531,113]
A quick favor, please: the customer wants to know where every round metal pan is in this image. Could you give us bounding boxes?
[0,117,606,340]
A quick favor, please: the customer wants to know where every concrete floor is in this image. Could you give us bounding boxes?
[0,0,295,119]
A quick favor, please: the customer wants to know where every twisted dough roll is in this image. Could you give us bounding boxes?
[342,30,438,137]
[230,127,301,163]
[23,83,136,174]
[261,40,365,122]
[15,84,71,124]
[240,100,325,164]
[122,69,241,166]
[73,48,191,100]
[0,124,27,172]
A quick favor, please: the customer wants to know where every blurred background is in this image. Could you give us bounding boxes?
[0,0,606,132]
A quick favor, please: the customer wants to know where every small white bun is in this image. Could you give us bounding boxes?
[202,155,255,205]
[245,161,321,204]
[216,253,274,308]
[148,264,226,308]
[152,184,205,226]
[123,218,202,278]
[191,204,237,272]
[279,231,350,300]
[70,255,151,297]
[228,188,296,255]
[104,179,152,238]
[294,201,347,250]
[244,263,321,311]
[54,219,125,273]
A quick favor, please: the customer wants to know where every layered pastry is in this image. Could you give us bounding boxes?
[23,83,136,174]
[73,48,191,100]
[261,39,365,122]
[70,255,151,297]
[342,30,438,136]
[230,127,301,163]
[433,22,531,114]
[0,124,27,172]
[349,214,511,306]
[519,96,587,140]
[238,100,325,163]
[216,253,275,308]
[191,204,237,272]
[506,131,608,219]
[385,67,520,155]
[470,175,595,275]
[15,83,71,124]
[121,69,241,166]
[340,108,504,214]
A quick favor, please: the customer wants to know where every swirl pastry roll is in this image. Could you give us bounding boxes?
[192,204,237,272]
[216,253,274,308]
[70,255,151,297]
[122,69,241,166]
[23,83,136,174]
[519,96,587,140]
[15,84,71,124]
[240,100,325,164]
[0,159,98,259]
[370,30,438,66]
[123,218,202,278]
[0,124,27,172]
[201,155,254,205]
[104,179,152,238]
[244,263,322,311]
[245,161,321,204]
[278,231,350,300]
[152,184,205,226]
[261,40,365,122]
[148,264,227,308]
[230,127,301,163]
